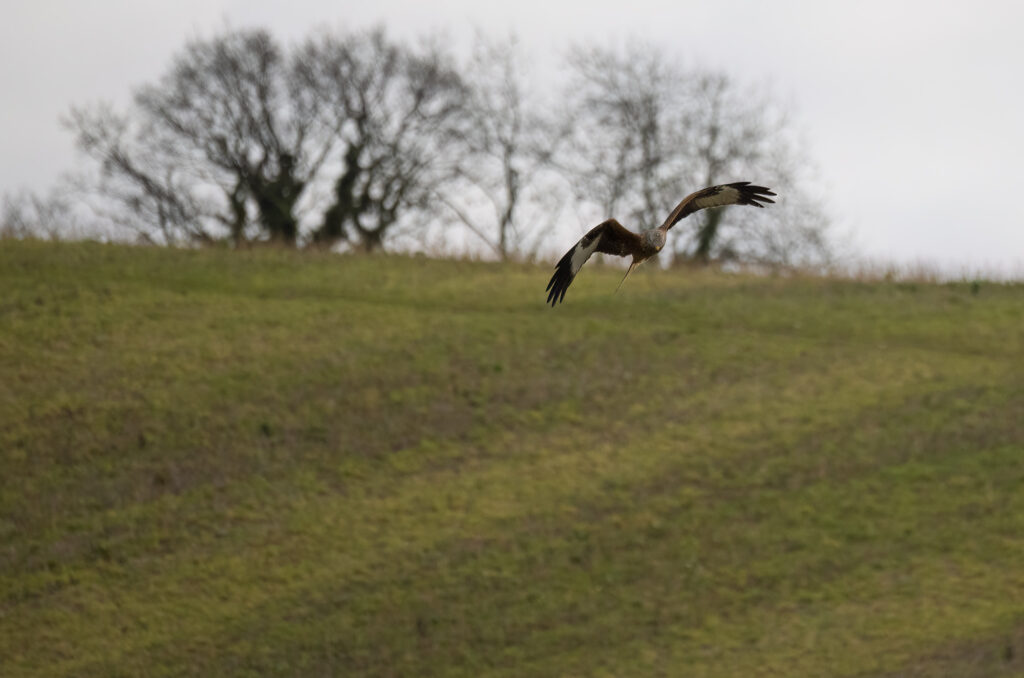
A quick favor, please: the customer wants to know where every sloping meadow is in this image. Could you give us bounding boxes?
[1,241,1022,676]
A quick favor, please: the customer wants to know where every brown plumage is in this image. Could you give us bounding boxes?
[546,182,776,306]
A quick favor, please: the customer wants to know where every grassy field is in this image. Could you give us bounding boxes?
[2,239,1023,677]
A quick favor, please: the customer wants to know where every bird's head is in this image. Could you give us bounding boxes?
[642,228,667,252]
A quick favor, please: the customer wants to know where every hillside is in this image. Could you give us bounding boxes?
[1,240,1023,677]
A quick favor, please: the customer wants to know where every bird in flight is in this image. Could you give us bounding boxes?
[545,182,776,306]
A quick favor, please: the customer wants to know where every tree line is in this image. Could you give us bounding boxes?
[4,26,834,267]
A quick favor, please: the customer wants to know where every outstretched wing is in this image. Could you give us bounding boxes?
[546,219,641,306]
[660,181,776,232]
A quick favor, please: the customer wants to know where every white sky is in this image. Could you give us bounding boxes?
[3,1,1023,274]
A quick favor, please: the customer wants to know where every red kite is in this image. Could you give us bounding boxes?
[546,182,776,306]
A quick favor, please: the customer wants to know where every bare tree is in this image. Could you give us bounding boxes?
[560,45,674,229]
[561,43,833,267]
[61,26,831,263]
[437,35,568,260]
[68,29,324,245]
[1,179,114,242]
[130,28,335,245]
[66,103,213,244]
[296,29,469,252]
[66,27,470,252]
[1,190,66,240]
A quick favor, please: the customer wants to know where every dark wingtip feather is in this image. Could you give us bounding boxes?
[546,249,576,306]
[546,271,566,306]
[735,183,777,208]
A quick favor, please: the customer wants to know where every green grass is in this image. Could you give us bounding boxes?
[2,239,1023,677]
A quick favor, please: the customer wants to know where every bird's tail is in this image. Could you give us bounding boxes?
[615,260,638,294]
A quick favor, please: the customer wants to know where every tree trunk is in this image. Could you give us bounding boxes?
[693,209,723,264]
[358,227,385,253]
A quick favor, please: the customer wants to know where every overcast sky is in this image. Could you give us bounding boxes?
[3,1,1023,274]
